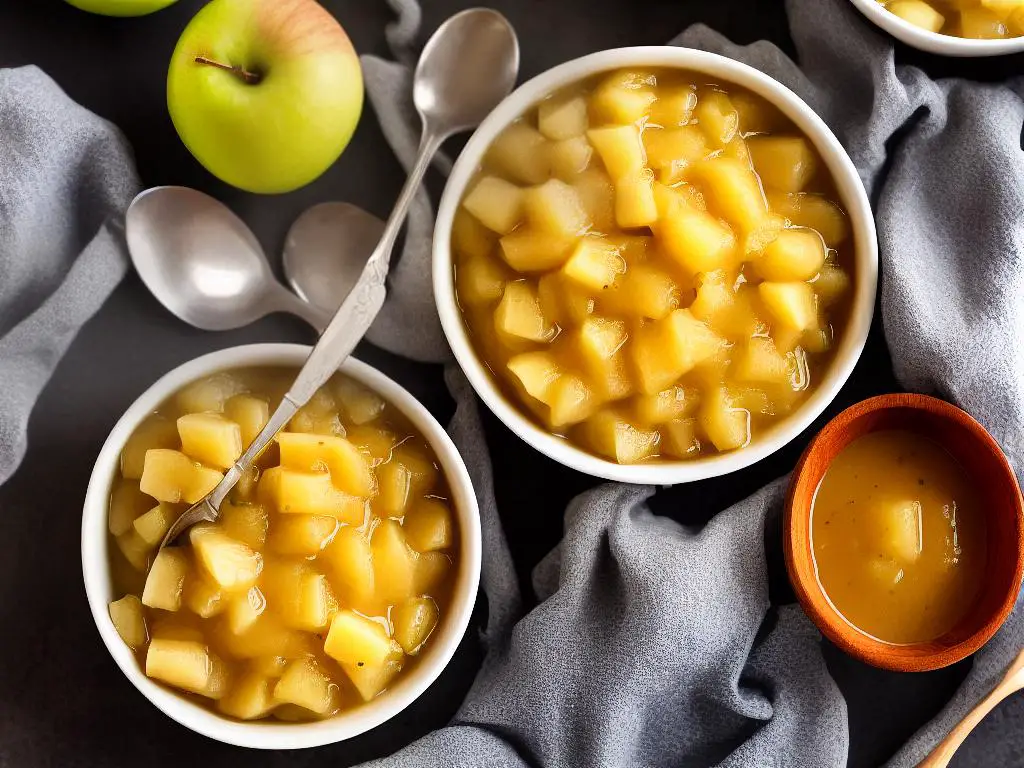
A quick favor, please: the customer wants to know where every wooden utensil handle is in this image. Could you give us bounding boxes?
[917,648,1024,768]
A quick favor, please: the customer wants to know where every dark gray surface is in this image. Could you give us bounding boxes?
[0,1,1018,766]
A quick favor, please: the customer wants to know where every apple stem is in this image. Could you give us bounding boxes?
[194,56,261,85]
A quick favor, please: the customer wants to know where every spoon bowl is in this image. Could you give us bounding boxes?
[125,186,328,331]
[284,202,385,314]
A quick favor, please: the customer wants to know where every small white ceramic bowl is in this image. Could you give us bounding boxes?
[81,343,481,749]
[433,46,879,485]
[849,0,1024,56]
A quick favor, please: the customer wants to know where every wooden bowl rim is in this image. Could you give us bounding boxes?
[784,393,1024,672]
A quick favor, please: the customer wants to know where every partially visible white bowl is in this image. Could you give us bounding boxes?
[849,0,1024,56]
[81,343,481,749]
[433,46,879,485]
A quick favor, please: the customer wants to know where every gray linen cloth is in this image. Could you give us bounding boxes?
[358,0,1024,765]
[0,65,138,486]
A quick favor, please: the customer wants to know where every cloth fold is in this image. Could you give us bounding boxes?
[357,0,1024,765]
[0,65,138,486]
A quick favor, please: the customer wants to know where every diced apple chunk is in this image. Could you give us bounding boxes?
[109,594,148,649]
[225,394,269,447]
[538,273,595,326]
[109,480,154,536]
[457,253,508,306]
[175,373,246,415]
[615,169,658,228]
[524,178,591,238]
[273,657,338,715]
[219,672,276,720]
[643,125,709,184]
[590,70,657,124]
[403,499,454,553]
[691,157,769,235]
[689,272,734,324]
[278,431,375,498]
[748,136,819,192]
[341,644,404,702]
[269,514,339,556]
[225,586,266,635]
[499,230,575,272]
[325,610,395,668]
[216,614,313,659]
[415,551,452,594]
[565,173,613,241]
[755,228,826,282]
[960,7,1006,37]
[375,460,412,516]
[872,500,923,563]
[324,526,376,611]
[219,501,269,550]
[538,93,589,140]
[346,425,398,465]
[391,443,440,497]
[140,449,223,505]
[121,415,179,480]
[579,411,660,463]
[631,386,699,426]
[177,413,241,470]
[546,374,599,428]
[734,337,792,386]
[146,638,228,699]
[694,90,739,146]
[601,264,680,320]
[463,175,523,234]
[371,520,418,605]
[116,530,151,571]
[190,525,262,592]
[507,351,561,404]
[661,418,700,458]
[587,124,645,179]
[659,206,736,275]
[760,282,818,331]
[452,208,497,260]
[132,503,179,548]
[392,597,439,655]
[495,280,556,344]
[632,309,725,394]
[185,576,224,619]
[561,237,626,291]
[276,571,336,632]
[813,265,851,307]
[142,548,189,611]
[699,386,750,452]
[767,192,849,248]
[276,468,366,523]
[486,121,550,185]
[649,85,697,127]
[549,136,593,180]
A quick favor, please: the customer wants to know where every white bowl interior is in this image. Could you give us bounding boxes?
[433,46,879,485]
[81,343,481,749]
[848,0,1024,57]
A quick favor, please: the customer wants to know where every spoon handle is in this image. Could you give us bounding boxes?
[917,648,1024,768]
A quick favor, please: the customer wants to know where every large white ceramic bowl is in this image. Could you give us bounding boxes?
[849,0,1024,56]
[81,344,481,749]
[433,46,879,485]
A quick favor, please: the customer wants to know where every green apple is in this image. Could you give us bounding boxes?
[167,0,364,194]
[64,0,178,15]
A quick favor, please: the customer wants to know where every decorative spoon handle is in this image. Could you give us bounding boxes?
[160,128,447,549]
[917,647,1024,768]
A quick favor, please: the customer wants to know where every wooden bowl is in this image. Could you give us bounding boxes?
[784,394,1024,672]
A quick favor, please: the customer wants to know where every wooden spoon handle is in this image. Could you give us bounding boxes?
[917,648,1024,768]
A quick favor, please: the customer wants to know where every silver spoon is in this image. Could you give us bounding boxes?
[125,186,332,332]
[284,202,385,316]
[159,7,520,547]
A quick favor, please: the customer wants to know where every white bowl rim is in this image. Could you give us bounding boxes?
[848,0,1024,57]
[433,45,880,486]
[81,343,482,750]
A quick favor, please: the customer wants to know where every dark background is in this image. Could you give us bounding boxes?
[0,1,1020,766]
